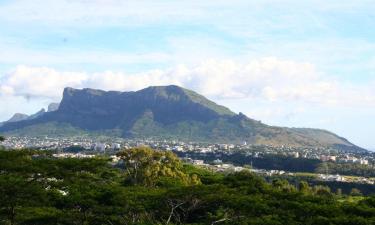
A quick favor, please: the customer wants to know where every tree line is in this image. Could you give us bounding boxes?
[175,151,375,180]
[316,162,375,177]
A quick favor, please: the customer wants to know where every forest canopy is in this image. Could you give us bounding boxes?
[0,148,374,225]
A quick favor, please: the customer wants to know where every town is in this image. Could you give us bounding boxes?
[2,136,373,164]
[1,135,374,186]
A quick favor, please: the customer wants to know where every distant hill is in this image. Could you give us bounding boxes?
[0,85,366,152]
[0,103,60,128]
[0,108,46,127]
[6,113,29,123]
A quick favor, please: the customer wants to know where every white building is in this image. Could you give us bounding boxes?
[111,143,121,150]
[94,143,106,152]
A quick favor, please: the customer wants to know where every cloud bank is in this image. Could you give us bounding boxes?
[1,58,373,108]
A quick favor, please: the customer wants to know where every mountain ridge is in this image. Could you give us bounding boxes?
[0,85,366,152]
[0,103,60,128]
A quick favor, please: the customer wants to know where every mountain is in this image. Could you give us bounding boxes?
[27,109,46,120]
[0,102,60,128]
[6,113,29,123]
[48,103,60,112]
[0,85,366,152]
[0,109,46,126]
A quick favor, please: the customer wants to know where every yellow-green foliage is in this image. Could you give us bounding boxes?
[117,147,201,187]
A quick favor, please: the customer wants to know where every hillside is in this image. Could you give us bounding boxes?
[0,85,366,152]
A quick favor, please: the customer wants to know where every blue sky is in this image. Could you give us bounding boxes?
[0,0,374,149]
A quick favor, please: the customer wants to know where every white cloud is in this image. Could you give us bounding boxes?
[0,65,88,99]
[1,58,374,108]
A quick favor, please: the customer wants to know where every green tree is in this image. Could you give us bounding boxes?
[0,150,49,225]
[117,147,200,187]
[336,188,343,197]
[0,135,5,142]
[0,175,48,225]
[272,178,295,192]
[313,185,333,198]
[299,181,311,194]
[316,161,375,177]
[350,188,362,196]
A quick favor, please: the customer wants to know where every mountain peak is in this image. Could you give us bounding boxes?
[63,87,108,97]
[48,103,60,112]
[138,85,235,116]
[139,85,191,99]
[143,84,184,91]
[63,87,76,96]
[61,86,235,117]
[7,113,29,123]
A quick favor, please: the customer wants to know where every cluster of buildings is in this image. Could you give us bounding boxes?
[1,135,374,164]
[318,174,346,182]
[2,136,374,162]
[186,157,374,185]
[2,135,374,185]
[318,174,374,184]
[0,136,123,152]
[52,153,96,158]
[1,136,374,166]
[319,155,369,165]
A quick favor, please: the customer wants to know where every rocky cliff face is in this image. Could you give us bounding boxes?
[0,85,366,152]
[48,103,60,112]
[55,85,235,130]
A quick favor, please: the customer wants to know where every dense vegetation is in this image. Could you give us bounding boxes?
[176,151,375,195]
[176,151,375,179]
[176,152,322,173]
[0,147,374,225]
[266,175,375,196]
[316,162,375,177]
